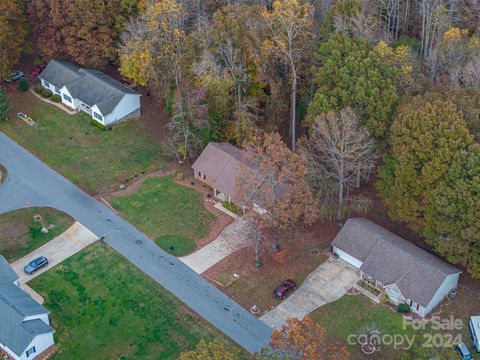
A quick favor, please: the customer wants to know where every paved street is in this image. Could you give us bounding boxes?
[0,132,272,353]
[261,258,360,329]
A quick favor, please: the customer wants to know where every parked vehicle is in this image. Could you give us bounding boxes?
[30,64,47,77]
[5,71,25,83]
[456,343,473,360]
[24,256,48,275]
[273,279,297,300]
[469,316,480,352]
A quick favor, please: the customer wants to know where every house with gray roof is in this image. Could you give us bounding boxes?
[0,256,54,360]
[332,218,461,317]
[39,60,141,126]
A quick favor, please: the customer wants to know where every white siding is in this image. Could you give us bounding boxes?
[333,247,363,268]
[424,272,460,315]
[59,87,79,109]
[0,332,54,360]
[103,94,140,125]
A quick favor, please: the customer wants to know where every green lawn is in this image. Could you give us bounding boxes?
[1,91,166,193]
[0,207,73,262]
[311,293,480,359]
[29,242,240,360]
[111,176,215,256]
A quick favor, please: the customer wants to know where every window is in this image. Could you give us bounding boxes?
[26,346,36,357]
[43,80,50,88]
[55,87,60,94]
[63,94,72,103]
[198,171,206,180]
[93,112,103,121]
[388,287,402,303]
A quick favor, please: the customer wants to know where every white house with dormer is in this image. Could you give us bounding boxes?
[39,60,141,126]
[0,256,55,360]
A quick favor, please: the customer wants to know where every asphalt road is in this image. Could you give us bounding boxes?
[0,132,272,353]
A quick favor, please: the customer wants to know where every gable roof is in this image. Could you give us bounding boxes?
[0,263,53,356]
[40,60,139,115]
[0,255,19,284]
[332,218,461,307]
[192,142,258,197]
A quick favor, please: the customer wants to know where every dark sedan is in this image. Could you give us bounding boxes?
[273,279,297,300]
[24,256,48,275]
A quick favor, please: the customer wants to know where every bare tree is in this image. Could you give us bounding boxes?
[167,81,209,162]
[302,108,377,219]
[263,0,314,151]
[417,0,454,79]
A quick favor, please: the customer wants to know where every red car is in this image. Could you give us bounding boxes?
[30,63,47,77]
[273,279,297,299]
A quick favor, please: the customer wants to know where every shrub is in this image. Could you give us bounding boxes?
[222,201,241,215]
[90,119,107,131]
[380,293,389,303]
[397,303,411,313]
[18,78,29,92]
[51,94,61,103]
[34,87,42,94]
[41,89,52,98]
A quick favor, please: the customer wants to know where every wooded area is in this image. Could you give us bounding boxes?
[2,0,480,277]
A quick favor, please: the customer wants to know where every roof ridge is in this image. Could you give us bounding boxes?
[0,290,25,317]
[360,219,459,277]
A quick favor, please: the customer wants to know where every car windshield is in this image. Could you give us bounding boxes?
[30,258,43,266]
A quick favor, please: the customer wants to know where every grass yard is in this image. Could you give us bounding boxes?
[0,207,73,262]
[111,176,215,256]
[1,91,166,193]
[29,242,242,360]
[311,293,480,359]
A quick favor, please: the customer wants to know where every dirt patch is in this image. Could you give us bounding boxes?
[203,220,338,314]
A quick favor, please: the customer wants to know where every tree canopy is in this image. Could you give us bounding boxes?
[307,34,398,137]
[0,0,29,78]
[377,99,473,230]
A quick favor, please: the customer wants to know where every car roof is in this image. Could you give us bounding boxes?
[458,343,470,353]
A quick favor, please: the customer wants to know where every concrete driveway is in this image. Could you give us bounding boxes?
[180,215,255,274]
[11,222,98,303]
[261,258,360,329]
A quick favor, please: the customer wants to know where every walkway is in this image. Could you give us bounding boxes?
[261,258,360,329]
[11,222,98,303]
[180,215,254,274]
[0,132,271,353]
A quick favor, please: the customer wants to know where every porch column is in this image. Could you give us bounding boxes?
[214,188,217,197]
[228,196,231,203]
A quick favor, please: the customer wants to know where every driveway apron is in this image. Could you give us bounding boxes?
[261,258,360,329]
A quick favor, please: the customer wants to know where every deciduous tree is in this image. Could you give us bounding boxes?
[263,0,314,151]
[260,316,350,360]
[29,0,127,67]
[0,0,29,78]
[179,340,236,360]
[119,0,187,90]
[235,133,318,260]
[302,108,377,219]
[307,34,398,137]
[168,81,209,162]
